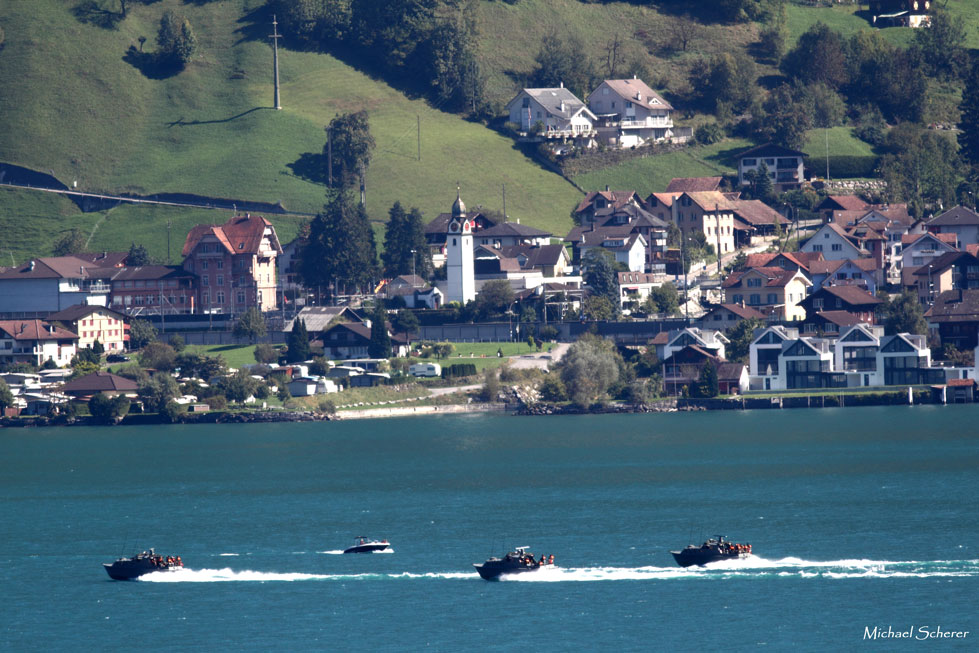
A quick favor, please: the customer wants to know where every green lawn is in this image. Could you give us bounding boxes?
[803,127,876,158]
[572,138,753,196]
[184,344,262,369]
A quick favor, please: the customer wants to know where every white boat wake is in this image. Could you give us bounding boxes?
[136,557,979,583]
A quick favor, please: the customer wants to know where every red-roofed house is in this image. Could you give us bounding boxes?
[695,303,766,331]
[0,319,79,367]
[59,371,138,400]
[798,286,883,325]
[182,214,282,313]
[745,251,823,274]
[808,258,880,294]
[47,304,128,352]
[722,267,811,321]
[801,223,867,261]
[665,177,722,193]
[671,191,737,256]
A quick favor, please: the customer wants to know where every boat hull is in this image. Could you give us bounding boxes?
[473,560,541,581]
[103,560,179,581]
[670,549,749,568]
[343,543,390,554]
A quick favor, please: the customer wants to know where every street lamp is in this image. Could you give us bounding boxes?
[410,249,417,286]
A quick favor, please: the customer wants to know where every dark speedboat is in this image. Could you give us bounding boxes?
[671,535,751,567]
[343,537,390,554]
[474,546,555,580]
[103,549,184,580]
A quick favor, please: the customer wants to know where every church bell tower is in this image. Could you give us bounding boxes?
[446,187,475,304]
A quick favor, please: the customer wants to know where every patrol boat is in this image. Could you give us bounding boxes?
[670,535,751,567]
[474,546,554,580]
[103,549,183,580]
[343,537,391,554]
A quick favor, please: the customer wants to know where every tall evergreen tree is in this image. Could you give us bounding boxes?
[157,10,197,68]
[368,304,391,359]
[287,319,311,363]
[300,192,378,297]
[382,202,431,279]
[959,61,979,169]
[127,243,149,266]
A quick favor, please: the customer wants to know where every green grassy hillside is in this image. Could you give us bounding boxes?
[0,0,581,261]
[4,0,979,265]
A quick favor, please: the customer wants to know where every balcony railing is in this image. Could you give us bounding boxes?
[620,118,673,129]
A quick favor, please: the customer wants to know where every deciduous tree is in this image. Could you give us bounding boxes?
[233,307,268,344]
[323,111,375,191]
[880,290,927,336]
[557,333,622,408]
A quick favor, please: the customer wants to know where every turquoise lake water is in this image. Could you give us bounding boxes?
[2,406,978,651]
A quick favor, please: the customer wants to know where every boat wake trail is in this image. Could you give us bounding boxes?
[501,558,979,582]
[138,568,471,583]
[135,558,979,583]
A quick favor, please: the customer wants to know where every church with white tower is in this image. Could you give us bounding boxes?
[445,188,476,304]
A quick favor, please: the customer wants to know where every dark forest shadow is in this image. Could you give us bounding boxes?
[123,46,185,79]
[72,1,124,29]
[287,153,328,185]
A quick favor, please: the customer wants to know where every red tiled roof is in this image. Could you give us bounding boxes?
[715,304,766,320]
[182,215,282,257]
[665,177,722,193]
[825,195,870,211]
[60,371,138,394]
[947,378,975,387]
[732,200,790,227]
[0,320,78,341]
[815,310,865,327]
[820,285,883,305]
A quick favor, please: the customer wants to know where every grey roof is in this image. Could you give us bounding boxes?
[284,306,364,332]
[476,222,552,238]
[517,88,592,120]
[927,206,979,227]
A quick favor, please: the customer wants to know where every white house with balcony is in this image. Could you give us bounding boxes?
[748,323,941,391]
[587,78,679,147]
[738,143,806,189]
[0,319,79,367]
[506,86,597,139]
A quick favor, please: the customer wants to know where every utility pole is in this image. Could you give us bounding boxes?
[417,115,421,161]
[359,162,366,207]
[166,218,171,264]
[502,183,507,222]
[327,128,333,187]
[270,16,282,110]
